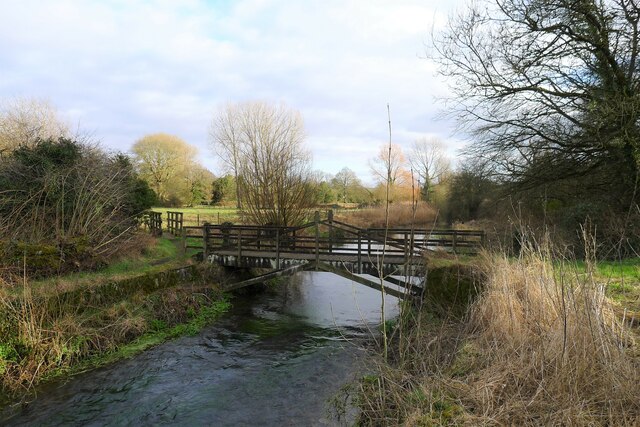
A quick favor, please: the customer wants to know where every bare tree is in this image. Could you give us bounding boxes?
[0,97,69,155]
[369,142,407,186]
[210,103,243,210]
[131,133,197,202]
[210,101,314,226]
[409,137,451,201]
[433,0,640,210]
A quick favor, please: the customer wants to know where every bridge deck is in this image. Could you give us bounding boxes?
[212,249,419,265]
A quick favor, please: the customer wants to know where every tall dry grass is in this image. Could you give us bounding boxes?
[356,245,640,425]
[339,203,437,228]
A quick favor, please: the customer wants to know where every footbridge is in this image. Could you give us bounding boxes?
[174,211,484,299]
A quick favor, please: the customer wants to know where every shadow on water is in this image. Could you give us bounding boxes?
[2,271,399,426]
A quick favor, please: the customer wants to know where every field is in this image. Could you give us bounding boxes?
[151,206,239,227]
[152,202,440,229]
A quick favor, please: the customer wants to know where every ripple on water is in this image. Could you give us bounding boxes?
[2,271,399,426]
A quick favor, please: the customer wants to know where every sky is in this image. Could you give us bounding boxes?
[0,0,467,185]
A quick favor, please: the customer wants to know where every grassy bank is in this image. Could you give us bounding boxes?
[0,238,230,404]
[355,251,640,425]
[20,235,190,298]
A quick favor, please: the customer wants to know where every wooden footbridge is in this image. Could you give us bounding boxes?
[150,210,484,299]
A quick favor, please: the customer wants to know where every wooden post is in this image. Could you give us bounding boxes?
[328,209,334,253]
[202,222,210,262]
[452,230,458,253]
[404,231,408,265]
[276,227,281,270]
[357,230,362,274]
[291,229,296,251]
[197,214,200,226]
[257,228,261,250]
[181,227,186,255]
[237,228,242,267]
[314,211,320,270]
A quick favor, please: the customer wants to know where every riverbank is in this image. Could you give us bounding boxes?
[355,251,640,425]
[0,239,230,406]
[2,269,398,426]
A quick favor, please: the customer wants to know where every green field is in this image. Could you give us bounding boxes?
[151,206,240,226]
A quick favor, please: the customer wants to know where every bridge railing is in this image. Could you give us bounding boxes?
[182,214,485,266]
[166,211,183,235]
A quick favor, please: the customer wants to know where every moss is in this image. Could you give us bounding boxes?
[422,264,480,317]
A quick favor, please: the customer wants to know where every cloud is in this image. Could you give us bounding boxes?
[0,0,467,178]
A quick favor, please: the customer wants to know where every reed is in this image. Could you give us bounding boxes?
[356,243,640,425]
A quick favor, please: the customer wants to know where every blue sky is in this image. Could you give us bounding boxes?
[0,0,466,184]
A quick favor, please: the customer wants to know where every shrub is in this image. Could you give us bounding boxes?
[0,138,156,275]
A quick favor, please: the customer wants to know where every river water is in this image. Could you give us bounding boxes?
[2,272,399,426]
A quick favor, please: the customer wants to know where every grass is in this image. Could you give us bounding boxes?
[42,297,230,383]
[0,266,229,403]
[0,231,232,403]
[151,205,239,227]
[573,258,640,313]
[21,235,189,298]
[337,202,438,228]
[355,247,640,426]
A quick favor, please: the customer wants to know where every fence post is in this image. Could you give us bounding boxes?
[328,209,334,253]
[181,227,186,255]
[357,230,362,274]
[202,222,210,262]
[404,231,409,265]
[291,229,296,251]
[314,210,320,270]
[452,230,458,253]
[237,228,242,267]
[275,227,281,270]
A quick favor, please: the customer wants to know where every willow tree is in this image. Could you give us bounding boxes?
[434,0,640,213]
[210,101,314,226]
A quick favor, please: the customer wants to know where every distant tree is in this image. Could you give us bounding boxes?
[209,103,243,209]
[210,101,314,226]
[131,133,197,203]
[369,143,407,187]
[183,164,214,206]
[211,175,235,205]
[445,159,497,223]
[332,167,362,203]
[0,97,69,155]
[409,137,450,202]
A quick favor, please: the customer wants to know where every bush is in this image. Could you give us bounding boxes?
[0,138,156,275]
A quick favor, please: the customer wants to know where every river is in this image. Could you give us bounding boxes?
[2,271,399,426]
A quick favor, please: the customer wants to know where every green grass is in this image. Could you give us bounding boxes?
[41,298,231,383]
[151,205,239,226]
[27,237,189,296]
[570,258,640,312]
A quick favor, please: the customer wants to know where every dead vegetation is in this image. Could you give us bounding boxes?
[355,244,640,426]
[0,265,227,401]
[338,202,437,229]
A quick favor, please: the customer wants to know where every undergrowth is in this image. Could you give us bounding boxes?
[355,245,640,425]
[0,265,229,403]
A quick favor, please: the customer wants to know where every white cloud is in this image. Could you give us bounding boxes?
[0,0,467,178]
